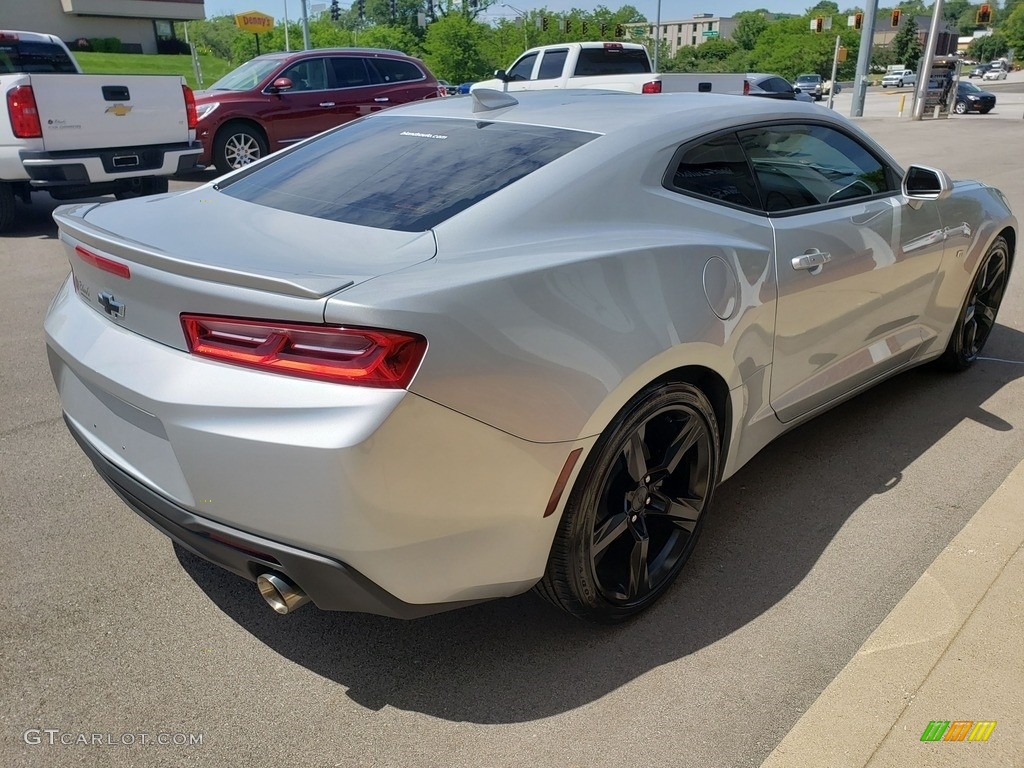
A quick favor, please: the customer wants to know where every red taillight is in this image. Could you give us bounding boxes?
[603,42,624,50]
[7,85,42,138]
[641,80,662,94]
[180,314,427,388]
[743,79,750,95]
[75,245,131,279]
[182,84,197,129]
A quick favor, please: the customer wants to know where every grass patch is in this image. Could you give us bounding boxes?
[75,52,234,90]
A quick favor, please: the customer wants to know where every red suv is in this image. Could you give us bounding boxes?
[194,48,442,172]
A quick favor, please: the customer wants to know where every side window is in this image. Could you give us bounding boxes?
[737,124,895,212]
[329,57,372,88]
[282,58,328,91]
[537,49,569,80]
[665,133,761,211]
[371,58,424,83]
[764,77,792,94]
[507,52,538,81]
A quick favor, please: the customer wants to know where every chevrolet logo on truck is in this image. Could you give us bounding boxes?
[105,104,132,117]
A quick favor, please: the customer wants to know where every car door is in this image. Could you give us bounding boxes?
[327,55,391,125]
[737,123,948,422]
[265,57,338,148]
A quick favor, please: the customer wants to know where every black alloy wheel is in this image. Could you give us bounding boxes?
[537,383,720,623]
[939,236,1011,371]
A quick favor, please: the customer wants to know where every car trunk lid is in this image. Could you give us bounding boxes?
[53,191,436,351]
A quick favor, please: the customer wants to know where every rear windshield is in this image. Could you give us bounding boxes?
[573,47,651,76]
[219,116,597,231]
[0,41,77,73]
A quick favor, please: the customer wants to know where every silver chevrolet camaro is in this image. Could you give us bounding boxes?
[45,90,1016,623]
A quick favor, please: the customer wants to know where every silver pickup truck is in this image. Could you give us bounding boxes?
[0,30,202,232]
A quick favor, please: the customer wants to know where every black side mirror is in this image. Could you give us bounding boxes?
[494,69,512,83]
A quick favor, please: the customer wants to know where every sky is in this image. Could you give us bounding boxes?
[204,1,836,25]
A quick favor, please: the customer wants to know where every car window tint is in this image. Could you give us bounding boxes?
[508,53,538,81]
[219,116,597,232]
[737,124,893,212]
[283,58,328,91]
[0,40,78,73]
[573,47,651,76]
[371,57,423,83]
[666,133,761,211]
[764,77,791,93]
[537,49,569,80]
[329,57,371,88]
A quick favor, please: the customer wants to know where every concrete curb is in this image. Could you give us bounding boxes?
[760,457,1024,767]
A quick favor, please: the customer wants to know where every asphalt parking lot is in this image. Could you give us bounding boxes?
[2,93,1023,768]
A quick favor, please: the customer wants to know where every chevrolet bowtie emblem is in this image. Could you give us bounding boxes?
[105,104,132,117]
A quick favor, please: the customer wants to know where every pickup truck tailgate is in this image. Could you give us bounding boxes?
[30,74,191,151]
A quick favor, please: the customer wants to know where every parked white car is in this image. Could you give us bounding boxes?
[881,69,916,88]
[982,68,1008,81]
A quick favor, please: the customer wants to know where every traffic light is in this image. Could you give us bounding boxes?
[814,17,823,33]
[977,4,992,24]
[563,19,572,34]
[357,0,364,21]
[541,16,549,31]
[389,0,397,19]
[853,12,863,30]
[600,23,608,36]
[582,20,589,36]
[891,9,901,27]
[330,0,340,21]
[615,24,624,38]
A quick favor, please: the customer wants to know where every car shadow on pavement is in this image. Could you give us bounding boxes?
[4,192,88,239]
[176,324,1024,724]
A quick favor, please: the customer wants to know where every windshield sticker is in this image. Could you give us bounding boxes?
[400,131,448,140]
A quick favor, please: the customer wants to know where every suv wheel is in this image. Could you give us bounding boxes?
[214,123,268,173]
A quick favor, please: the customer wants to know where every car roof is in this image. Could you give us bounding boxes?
[256,47,408,61]
[392,88,836,139]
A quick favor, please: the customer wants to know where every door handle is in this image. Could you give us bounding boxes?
[374,97,390,103]
[791,249,832,271]
[319,102,335,107]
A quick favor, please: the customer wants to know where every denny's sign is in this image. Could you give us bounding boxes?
[234,11,274,33]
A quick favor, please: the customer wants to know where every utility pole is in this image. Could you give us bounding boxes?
[653,0,662,72]
[503,4,530,52]
[301,0,310,51]
[828,34,841,110]
[850,0,879,117]
[912,0,945,120]
[283,0,290,52]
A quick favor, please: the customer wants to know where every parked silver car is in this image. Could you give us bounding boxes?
[45,90,1017,623]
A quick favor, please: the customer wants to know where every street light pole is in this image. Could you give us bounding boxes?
[503,3,529,51]
[912,0,945,120]
[283,0,290,52]
[653,0,661,71]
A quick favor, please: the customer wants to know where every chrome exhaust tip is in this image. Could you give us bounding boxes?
[256,573,310,615]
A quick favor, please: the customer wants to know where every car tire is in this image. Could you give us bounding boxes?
[213,122,268,173]
[536,382,720,623]
[882,83,888,88]
[938,236,1011,371]
[954,100,968,114]
[0,182,15,234]
[114,177,170,200]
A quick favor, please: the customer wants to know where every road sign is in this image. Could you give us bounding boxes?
[702,30,719,37]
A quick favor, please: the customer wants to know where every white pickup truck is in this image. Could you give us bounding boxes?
[473,42,748,96]
[881,69,916,88]
[0,30,202,232]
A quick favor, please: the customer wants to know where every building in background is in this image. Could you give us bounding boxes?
[2,0,205,54]
[624,13,737,59]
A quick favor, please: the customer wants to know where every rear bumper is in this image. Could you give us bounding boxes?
[66,415,476,619]
[19,141,202,187]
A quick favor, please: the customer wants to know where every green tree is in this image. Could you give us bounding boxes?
[807,1,840,14]
[733,11,770,50]
[967,30,1009,59]
[422,13,491,83]
[891,15,923,68]
[1002,4,1024,53]
[747,15,858,80]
